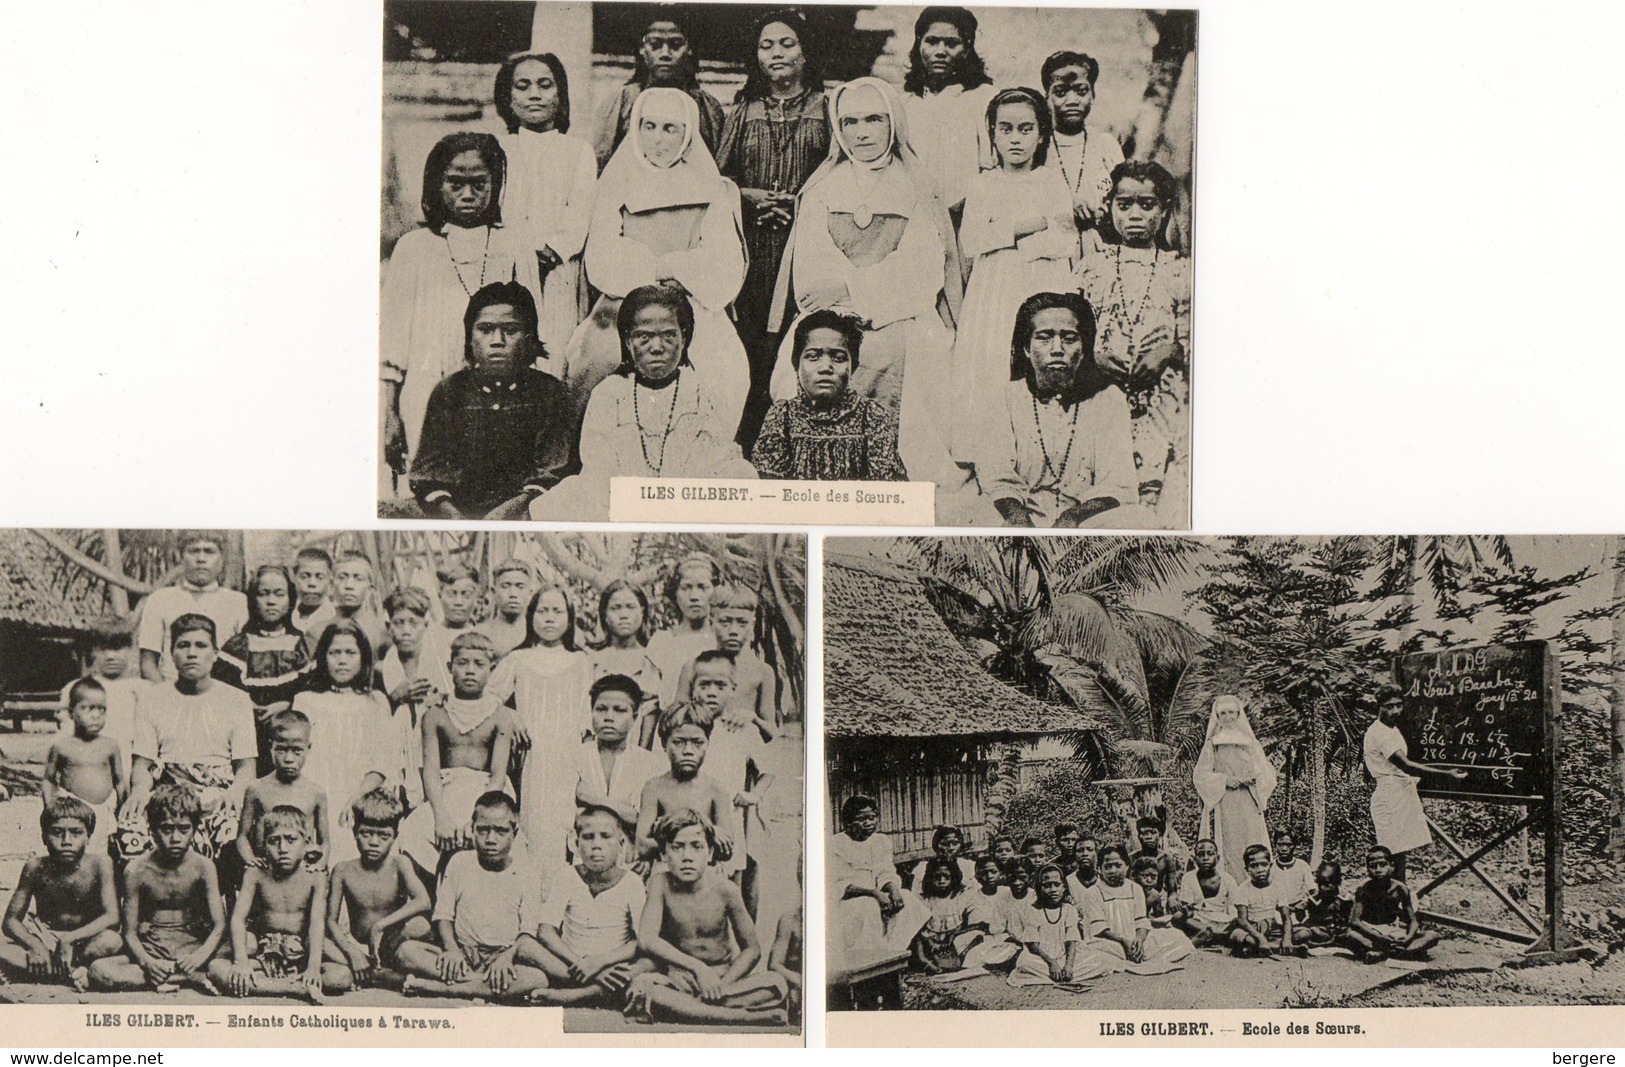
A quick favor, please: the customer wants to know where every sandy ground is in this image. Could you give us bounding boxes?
[0,722,804,1033]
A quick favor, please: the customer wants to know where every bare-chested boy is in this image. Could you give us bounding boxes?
[476,558,535,659]
[43,678,126,857]
[89,784,226,993]
[525,805,650,1004]
[236,710,327,872]
[398,792,550,1000]
[1,797,123,990]
[324,789,432,991]
[625,810,787,1026]
[399,631,514,877]
[768,854,803,1022]
[211,805,333,1002]
[635,704,735,867]
[686,651,774,916]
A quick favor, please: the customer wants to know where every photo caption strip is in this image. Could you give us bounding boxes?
[610,478,935,525]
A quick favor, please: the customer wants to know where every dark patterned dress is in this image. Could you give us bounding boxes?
[751,390,907,482]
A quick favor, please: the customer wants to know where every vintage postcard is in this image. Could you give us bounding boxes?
[378,2,1194,529]
[822,534,1624,1046]
[0,528,803,1045]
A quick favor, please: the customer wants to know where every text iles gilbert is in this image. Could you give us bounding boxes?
[638,484,906,504]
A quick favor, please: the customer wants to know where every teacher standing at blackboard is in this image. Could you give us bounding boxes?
[1363,693,1468,882]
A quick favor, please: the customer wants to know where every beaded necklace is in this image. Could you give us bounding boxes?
[632,372,682,475]
[1041,903,1065,925]
[1030,392,1081,485]
[1056,127,1089,202]
[447,227,492,297]
[1103,245,1160,354]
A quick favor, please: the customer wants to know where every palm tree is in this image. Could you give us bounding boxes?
[1372,535,1515,641]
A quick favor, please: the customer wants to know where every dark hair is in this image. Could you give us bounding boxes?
[269,708,312,740]
[616,285,695,374]
[1130,855,1160,878]
[1316,860,1343,883]
[790,309,863,370]
[904,6,991,95]
[494,51,572,134]
[1009,291,1107,405]
[734,10,823,104]
[1136,815,1164,833]
[473,791,520,820]
[294,546,333,571]
[310,619,375,694]
[168,613,217,648]
[450,630,498,662]
[597,579,651,646]
[975,854,1002,871]
[41,795,96,835]
[662,552,722,608]
[1097,160,1180,250]
[178,531,226,553]
[1272,828,1296,845]
[931,825,964,849]
[1367,844,1394,862]
[383,585,433,619]
[66,677,105,711]
[1243,843,1272,865]
[1020,836,1044,852]
[492,557,536,583]
[574,803,623,833]
[334,550,374,575]
[651,807,716,853]
[352,787,405,830]
[90,624,133,652]
[1002,856,1033,880]
[657,701,713,744]
[692,648,737,674]
[436,561,480,586]
[147,782,202,829]
[420,132,506,232]
[519,584,579,652]
[261,805,309,839]
[590,672,644,707]
[840,794,878,825]
[630,7,701,90]
[1031,861,1067,902]
[1040,50,1100,91]
[1097,844,1130,866]
[463,281,540,367]
[1053,821,1078,839]
[919,856,964,898]
[986,87,1053,168]
[245,564,297,632]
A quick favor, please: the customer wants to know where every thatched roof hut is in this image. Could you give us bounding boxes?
[824,551,1104,857]
[0,529,123,702]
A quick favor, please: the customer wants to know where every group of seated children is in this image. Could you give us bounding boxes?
[3,549,796,1025]
[900,818,1439,985]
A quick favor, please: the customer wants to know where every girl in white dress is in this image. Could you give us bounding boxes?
[1008,863,1112,985]
[487,584,593,869]
[493,52,597,371]
[952,87,1078,460]
[381,133,523,476]
[564,88,748,431]
[1076,845,1193,972]
[290,621,401,865]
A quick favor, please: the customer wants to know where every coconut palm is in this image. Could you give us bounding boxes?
[1372,535,1515,639]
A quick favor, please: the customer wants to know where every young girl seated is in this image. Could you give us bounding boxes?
[1076,845,1192,973]
[750,310,908,481]
[909,825,977,892]
[910,857,978,975]
[1298,861,1351,947]
[1007,863,1111,986]
[1171,838,1236,947]
[1130,856,1171,927]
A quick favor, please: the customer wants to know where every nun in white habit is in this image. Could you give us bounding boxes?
[1192,695,1278,884]
[562,88,749,433]
[767,77,963,487]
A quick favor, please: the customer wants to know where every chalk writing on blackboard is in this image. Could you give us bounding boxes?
[1393,640,1553,803]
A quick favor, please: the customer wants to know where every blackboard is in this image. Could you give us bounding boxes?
[1392,640,1555,803]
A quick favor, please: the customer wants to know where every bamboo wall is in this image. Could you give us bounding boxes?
[827,741,992,860]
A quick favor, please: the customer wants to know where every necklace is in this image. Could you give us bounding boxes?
[1030,393,1081,485]
[1042,904,1064,925]
[632,372,682,475]
[447,228,492,296]
[1104,246,1160,353]
[1057,128,1089,201]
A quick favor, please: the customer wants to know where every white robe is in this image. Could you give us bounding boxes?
[289,689,402,864]
[499,129,596,367]
[977,381,1138,526]
[488,647,593,868]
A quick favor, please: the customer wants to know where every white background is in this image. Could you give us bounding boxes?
[3,0,1624,1059]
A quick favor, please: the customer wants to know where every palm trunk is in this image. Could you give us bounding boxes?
[102,529,129,618]
[1609,537,1625,860]
[1307,696,1329,868]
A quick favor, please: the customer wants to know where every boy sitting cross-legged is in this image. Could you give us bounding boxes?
[1,797,123,990]
[211,805,335,1002]
[526,804,652,1005]
[397,792,550,1001]
[624,809,787,1027]
[324,789,432,992]
[89,784,227,993]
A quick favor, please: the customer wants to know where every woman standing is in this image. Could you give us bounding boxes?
[768,77,962,488]
[1192,695,1277,883]
[716,10,831,449]
[564,89,749,433]
[493,52,597,371]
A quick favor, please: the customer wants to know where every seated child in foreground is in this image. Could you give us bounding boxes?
[1,797,123,989]
[625,810,788,1026]
[1170,838,1236,947]
[324,789,432,991]
[398,792,549,1000]
[1078,846,1192,970]
[236,710,327,874]
[528,805,651,1005]
[89,784,227,993]
[1297,861,1351,947]
[1228,843,1299,958]
[635,704,735,869]
[1007,863,1107,986]
[909,825,977,894]
[911,857,977,974]
[212,805,334,1002]
[1131,855,1172,927]
[42,679,126,857]
[768,855,803,1021]
[1345,846,1439,962]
